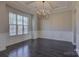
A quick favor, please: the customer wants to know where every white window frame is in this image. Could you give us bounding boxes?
[9,12,29,36]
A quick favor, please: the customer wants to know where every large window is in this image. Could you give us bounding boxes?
[9,12,29,36]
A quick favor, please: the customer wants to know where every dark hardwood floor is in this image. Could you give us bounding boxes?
[0,38,78,57]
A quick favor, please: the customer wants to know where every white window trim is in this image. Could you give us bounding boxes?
[9,12,29,36]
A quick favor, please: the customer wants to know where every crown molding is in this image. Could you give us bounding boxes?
[51,6,73,14]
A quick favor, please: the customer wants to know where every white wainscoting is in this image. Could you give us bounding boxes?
[7,34,31,46]
[0,33,8,51]
[38,31,73,42]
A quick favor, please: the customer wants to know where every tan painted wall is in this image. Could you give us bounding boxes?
[40,11,72,31]
[38,10,73,42]
[0,2,8,33]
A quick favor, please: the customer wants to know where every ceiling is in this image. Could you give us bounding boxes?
[18,1,72,8]
[17,1,73,13]
[7,1,73,14]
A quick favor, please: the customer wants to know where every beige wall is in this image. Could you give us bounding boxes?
[40,11,72,31]
[38,10,73,42]
[0,2,8,33]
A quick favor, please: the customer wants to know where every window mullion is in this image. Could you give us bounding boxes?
[22,16,24,35]
[16,14,18,36]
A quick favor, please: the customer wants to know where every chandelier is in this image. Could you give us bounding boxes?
[36,1,53,18]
